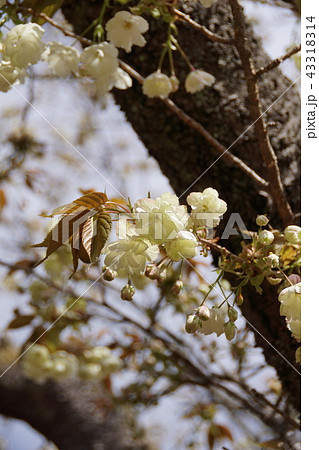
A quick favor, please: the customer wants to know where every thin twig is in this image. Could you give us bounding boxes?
[173,8,234,45]
[255,44,301,78]
[228,0,294,226]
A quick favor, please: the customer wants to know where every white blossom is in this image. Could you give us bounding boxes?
[0,62,25,92]
[50,351,79,380]
[43,42,80,78]
[198,307,226,336]
[80,42,118,79]
[185,69,215,93]
[187,187,227,228]
[106,11,149,53]
[103,236,159,278]
[284,225,301,245]
[142,71,173,98]
[2,23,45,69]
[287,319,301,342]
[21,344,53,383]
[133,193,190,244]
[165,230,198,261]
[278,283,301,321]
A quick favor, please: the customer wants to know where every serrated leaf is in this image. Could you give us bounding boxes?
[42,192,108,217]
[78,212,112,263]
[32,209,93,267]
[7,314,35,329]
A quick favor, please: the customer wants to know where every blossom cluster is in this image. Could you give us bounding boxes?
[185,301,238,341]
[278,282,301,363]
[102,189,227,296]
[0,12,216,98]
[22,344,122,384]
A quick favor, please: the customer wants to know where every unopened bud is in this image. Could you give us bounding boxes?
[224,321,236,341]
[121,284,135,301]
[145,264,158,280]
[236,293,244,306]
[103,267,117,281]
[196,305,210,321]
[256,215,269,227]
[185,314,200,334]
[258,230,274,246]
[157,269,167,284]
[228,307,238,323]
[172,280,183,295]
[288,274,301,285]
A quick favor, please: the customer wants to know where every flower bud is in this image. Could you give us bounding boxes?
[185,315,200,334]
[145,264,158,280]
[288,274,301,285]
[284,225,301,245]
[228,307,238,323]
[103,267,117,281]
[256,215,269,226]
[196,305,210,321]
[224,321,236,341]
[236,293,244,306]
[258,230,274,245]
[172,280,183,295]
[121,284,135,301]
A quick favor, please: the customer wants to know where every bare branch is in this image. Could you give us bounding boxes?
[255,44,301,78]
[228,0,294,226]
[173,8,234,45]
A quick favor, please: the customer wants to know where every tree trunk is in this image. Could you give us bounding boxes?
[0,365,148,450]
[61,0,300,411]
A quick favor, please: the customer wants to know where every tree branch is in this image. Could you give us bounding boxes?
[228,0,294,226]
[173,8,234,45]
[255,44,301,78]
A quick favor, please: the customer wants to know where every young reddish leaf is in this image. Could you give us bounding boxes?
[32,210,92,267]
[42,192,108,217]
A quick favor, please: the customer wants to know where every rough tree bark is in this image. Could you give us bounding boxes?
[0,364,148,450]
[61,0,300,409]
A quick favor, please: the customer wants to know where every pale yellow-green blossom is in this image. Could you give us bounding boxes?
[284,225,301,245]
[165,230,198,261]
[2,23,45,69]
[198,307,226,336]
[0,62,24,92]
[278,283,301,321]
[104,236,159,278]
[43,42,80,78]
[133,193,190,244]
[187,187,227,228]
[185,69,215,93]
[106,11,149,53]
[80,42,118,79]
[142,71,172,98]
